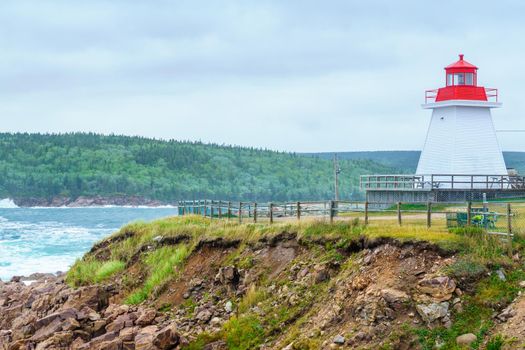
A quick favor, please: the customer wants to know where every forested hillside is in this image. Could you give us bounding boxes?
[307,150,525,174]
[0,133,395,204]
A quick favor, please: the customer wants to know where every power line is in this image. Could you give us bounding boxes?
[496,130,525,132]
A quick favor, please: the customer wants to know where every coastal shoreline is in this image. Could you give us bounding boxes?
[10,196,175,208]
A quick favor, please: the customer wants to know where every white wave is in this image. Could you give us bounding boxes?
[0,199,18,208]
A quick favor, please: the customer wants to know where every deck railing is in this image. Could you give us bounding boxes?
[360,174,525,191]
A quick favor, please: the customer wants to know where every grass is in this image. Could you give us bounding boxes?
[222,315,265,350]
[125,245,190,304]
[66,259,125,286]
[238,284,266,313]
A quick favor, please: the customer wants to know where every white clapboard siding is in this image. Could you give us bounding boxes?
[416,104,507,183]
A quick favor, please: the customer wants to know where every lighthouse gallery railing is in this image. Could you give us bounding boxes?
[424,88,498,104]
[360,174,525,191]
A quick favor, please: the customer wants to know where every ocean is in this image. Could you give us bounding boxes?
[0,201,177,281]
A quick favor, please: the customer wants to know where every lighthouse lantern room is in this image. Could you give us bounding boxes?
[361,55,525,203]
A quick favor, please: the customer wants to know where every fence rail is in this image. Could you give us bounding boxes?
[177,199,525,237]
[360,174,525,191]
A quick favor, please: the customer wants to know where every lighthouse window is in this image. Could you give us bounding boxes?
[453,73,465,85]
[466,73,474,85]
[447,74,453,86]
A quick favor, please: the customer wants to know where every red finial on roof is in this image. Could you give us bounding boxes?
[459,54,464,60]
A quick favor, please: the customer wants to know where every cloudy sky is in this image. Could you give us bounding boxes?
[1,1,524,152]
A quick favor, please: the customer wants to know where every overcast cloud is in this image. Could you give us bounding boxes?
[1,0,524,152]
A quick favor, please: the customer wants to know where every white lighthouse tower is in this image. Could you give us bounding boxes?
[416,55,507,185]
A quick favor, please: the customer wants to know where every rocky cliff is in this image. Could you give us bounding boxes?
[0,217,524,349]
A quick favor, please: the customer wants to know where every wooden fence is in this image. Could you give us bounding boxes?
[177,200,519,236]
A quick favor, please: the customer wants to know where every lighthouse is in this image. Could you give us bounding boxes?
[361,55,525,203]
[416,54,507,180]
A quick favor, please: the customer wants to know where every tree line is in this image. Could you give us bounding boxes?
[0,133,397,202]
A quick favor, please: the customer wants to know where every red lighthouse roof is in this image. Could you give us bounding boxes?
[424,54,498,103]
[444,54,478,71]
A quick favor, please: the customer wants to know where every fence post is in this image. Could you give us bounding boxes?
[203,200,207,217]
[253,202,257,223]
[427,202,432,228]
[364,201,369,225]
[218,201,222,219]
[238,202,242,224]
[329,200,335,224]
[210,200,214,220]
[297,202,301,221]
[193,199,196,214]
[228,201,232,220]
[269,203,274,224]
[467,201,472,226]
[397,202,402,226]
[507,203,513,257]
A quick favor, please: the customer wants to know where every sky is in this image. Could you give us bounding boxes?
[1,0,525,152]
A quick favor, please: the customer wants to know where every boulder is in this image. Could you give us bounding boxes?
[135,325,159,350]
[456,333,477,347]
[136,308,157,326]
[153,323,179,349]
[381,288,410,308]
[418,276,456,301]
[34,331,73,350]
[215,266,240,287]
[416,302,449,323]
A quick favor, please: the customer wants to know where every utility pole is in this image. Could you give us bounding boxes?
[333,154,341,201]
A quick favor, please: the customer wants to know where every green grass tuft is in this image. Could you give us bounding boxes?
[125,245,190,304]
[66,259,125,286]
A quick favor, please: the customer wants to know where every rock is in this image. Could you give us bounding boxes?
[31,318,64,342]
[333,335,345,344]
[225,301,233,313]
[456,333,476,346]
[519,281,525,288]
[136,308,157,326]
[106,313,135,333]
[61,317,80,331]
[381,288,410,308]
[195,309,213,323]
[497,306,516,322]
[98,338,123,350]
[120,327,139,342]
[418,276,456,301]
[297,268,309,279]
[314,267,330,284]
[34,308,78,330]
[215,266,240,287]
[153,323,179,349]
[34,331,73,350]
[352,331,371,342]
[453,303,464,313]
[496,269,506,281]
[416,302,449,323]
[135,325,158,350]
[210,317,222,326]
